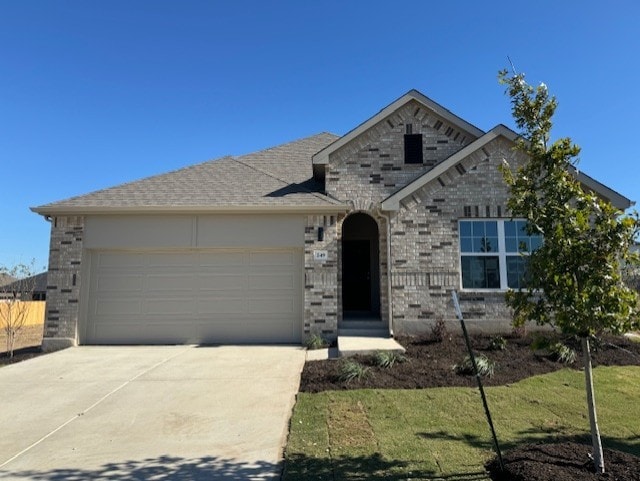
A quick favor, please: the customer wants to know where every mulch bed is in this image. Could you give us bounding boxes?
[300,332,640,393]
[301,332,640,480]
[486,441,640,480]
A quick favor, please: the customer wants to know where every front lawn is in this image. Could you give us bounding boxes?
[283,366,640,480]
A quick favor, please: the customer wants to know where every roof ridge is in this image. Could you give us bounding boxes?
[236,132,339,159]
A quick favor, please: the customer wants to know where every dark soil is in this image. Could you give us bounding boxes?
[300,332,640,393]
[0,345,44,366]
[301,332,640,480]
[486,441,640,480]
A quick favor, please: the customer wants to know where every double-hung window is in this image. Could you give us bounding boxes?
[459,219,542,290]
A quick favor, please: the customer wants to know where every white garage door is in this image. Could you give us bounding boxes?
[84,249,302,344]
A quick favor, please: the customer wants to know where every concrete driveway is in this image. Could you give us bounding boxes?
[0,345,306,480]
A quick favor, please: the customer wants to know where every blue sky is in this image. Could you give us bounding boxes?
[1,1,639,271]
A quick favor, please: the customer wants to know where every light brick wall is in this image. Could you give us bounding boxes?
[315,103,529,336]
[42,216,84,350]
[303,214,340,342]
[326,100,473,205]
[390,136,528,335]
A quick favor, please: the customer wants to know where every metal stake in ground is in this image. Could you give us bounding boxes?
[451,290,504,471]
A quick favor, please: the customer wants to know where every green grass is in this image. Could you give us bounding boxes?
[283,366,640,480]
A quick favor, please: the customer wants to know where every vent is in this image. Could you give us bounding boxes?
[404,134,423,164]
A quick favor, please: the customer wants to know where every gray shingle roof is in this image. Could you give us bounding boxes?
[33,133,345,214]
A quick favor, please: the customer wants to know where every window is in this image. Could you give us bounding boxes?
[459,219,542,289]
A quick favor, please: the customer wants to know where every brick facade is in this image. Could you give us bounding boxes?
[306,102,529,340]
[42,216,84,350]
[303,214,340,339]
[389,136,526,334]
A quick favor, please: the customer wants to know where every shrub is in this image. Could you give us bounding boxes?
[453,354,495,377]
[338,359,372,382]
[488,335,507,351]
[549,342,577,365]
[531,335,577,364]
[305,334,328,350]
[431,319,449,342]
[373,350,407,368]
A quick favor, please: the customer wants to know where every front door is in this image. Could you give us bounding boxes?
[342,240,371,311]
[341,213,381,320]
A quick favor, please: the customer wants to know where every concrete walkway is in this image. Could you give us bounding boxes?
[0,345,306,480]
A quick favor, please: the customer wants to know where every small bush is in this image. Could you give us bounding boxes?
[453,354,495,377]
[488,335,507,351]
[549,342,577,364]
[338,359,372,383]
[531,335,577,364]
[431,319,449,342]
[374,350,407,368]
[305,334,328,350]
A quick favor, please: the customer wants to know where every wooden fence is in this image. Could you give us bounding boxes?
[0,301,45,326]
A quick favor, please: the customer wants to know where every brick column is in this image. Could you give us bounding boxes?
[42,216,84,351]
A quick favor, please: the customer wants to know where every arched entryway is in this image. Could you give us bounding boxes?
[341,212,381,320]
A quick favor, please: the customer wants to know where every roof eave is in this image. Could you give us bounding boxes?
[31,204,349,216]
[572,169,634,210]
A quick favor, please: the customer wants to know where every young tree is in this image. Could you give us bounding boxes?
[0,262,38,358]
[499,70,640,474]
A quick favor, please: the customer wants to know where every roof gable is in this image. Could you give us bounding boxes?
[381,124,633,211]
[312,89,485,172]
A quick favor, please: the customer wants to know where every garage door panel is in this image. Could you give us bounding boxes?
[250,251,295,266]
[96,275,145,293]
[93,323,148,344]
[196,319,295,344]
[146,253,195,267]
[146,274,195,291]
[97,252,145,268]
[197,298,248,314]
[198,274,247,291]
[249,297,295,314]
[249,273,294,289]
[144,298,197,315]
[85,249,301,344]
[95,299,142,316]
[198,252,248,266]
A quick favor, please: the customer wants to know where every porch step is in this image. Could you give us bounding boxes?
[337,336,406,357]
[338,328,389,337]
[340,320,387,330]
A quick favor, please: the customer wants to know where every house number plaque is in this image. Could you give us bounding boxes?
[313,250,328,262]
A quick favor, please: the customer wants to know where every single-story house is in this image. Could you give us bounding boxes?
[32,90,633,350]
[0,272,48,301]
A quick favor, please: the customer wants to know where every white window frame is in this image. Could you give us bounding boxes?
[458,219,538,291]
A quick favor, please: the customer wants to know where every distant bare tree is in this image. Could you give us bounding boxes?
[0,262,37,357]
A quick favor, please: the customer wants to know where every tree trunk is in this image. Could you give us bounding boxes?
[8,329,14,358]
[582,336,604,473]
